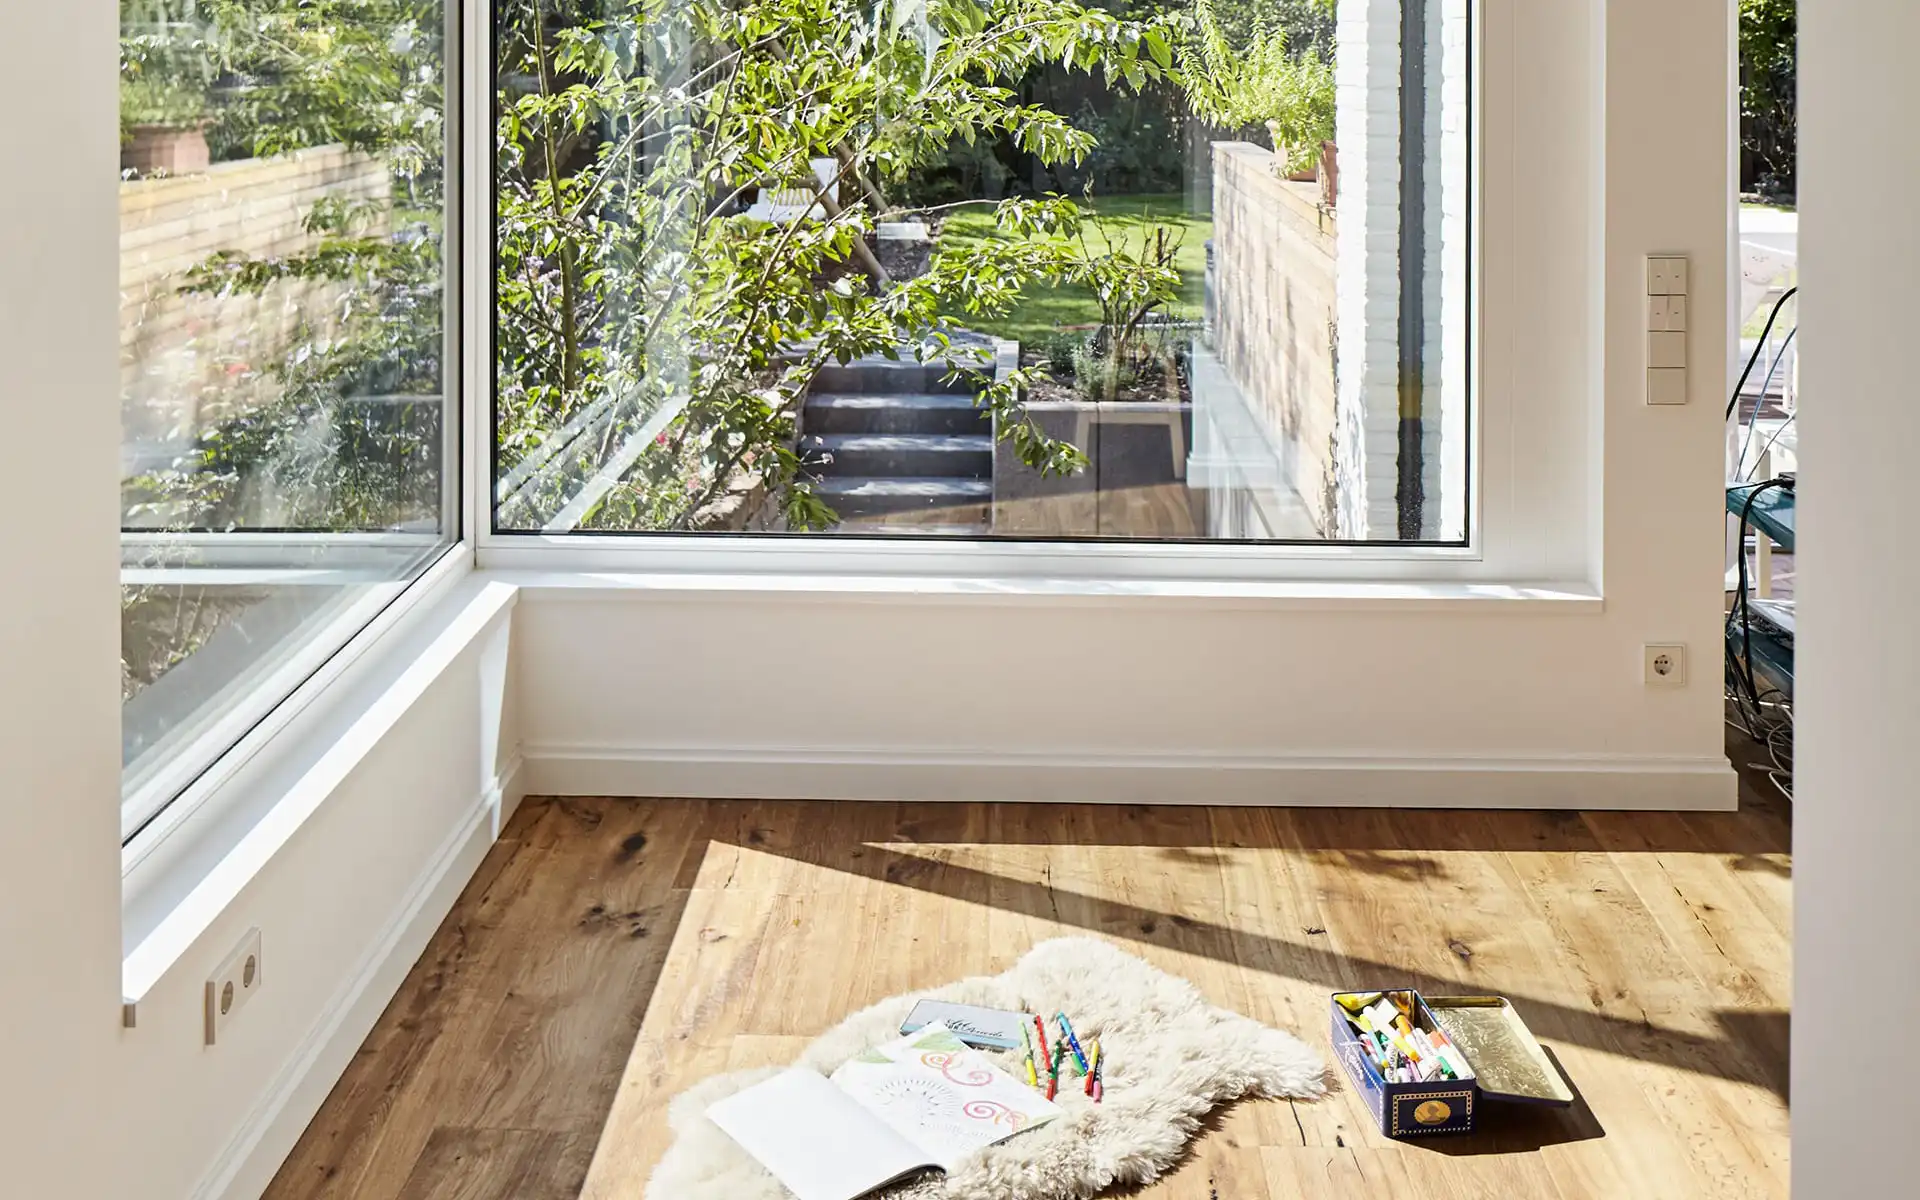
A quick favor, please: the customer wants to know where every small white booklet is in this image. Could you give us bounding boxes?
[707,1022,1058,1200]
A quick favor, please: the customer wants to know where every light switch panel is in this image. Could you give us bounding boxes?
[1646,256,1689,402]
[1648,331,1687,370]
[1647,367,1688,406]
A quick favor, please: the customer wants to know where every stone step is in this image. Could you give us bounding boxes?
[803,391,991,436]
[810,359,988,395]
[801,433,992,479]
[813,476,993,522]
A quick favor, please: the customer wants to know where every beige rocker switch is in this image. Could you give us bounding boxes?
[1647,255,1689,404]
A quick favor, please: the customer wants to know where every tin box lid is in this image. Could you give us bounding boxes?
[1424,995,1574,1106]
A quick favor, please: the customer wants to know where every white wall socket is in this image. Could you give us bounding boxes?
[1644,644,1688,687]
[205,927,263,1047]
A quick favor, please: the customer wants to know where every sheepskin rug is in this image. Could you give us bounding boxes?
[644,936,1327,1199]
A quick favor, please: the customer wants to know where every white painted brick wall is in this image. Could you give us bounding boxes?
[1423,0,1470,540]
[1334,0,1404,540]
[1336,0,1470,540]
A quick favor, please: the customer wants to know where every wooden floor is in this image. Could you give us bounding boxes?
[265,762,1790,1200]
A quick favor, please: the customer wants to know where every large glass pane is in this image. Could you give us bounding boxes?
[119,0,457,837]
[492,0,1466,542]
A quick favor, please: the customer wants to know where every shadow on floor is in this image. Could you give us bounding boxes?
[1411,1047,1608,1155]
[691,787,1790,1105]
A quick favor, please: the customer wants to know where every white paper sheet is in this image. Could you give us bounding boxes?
[706,1068,933,1200]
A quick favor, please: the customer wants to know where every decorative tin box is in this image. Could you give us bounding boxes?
[1330,990,1574,1139]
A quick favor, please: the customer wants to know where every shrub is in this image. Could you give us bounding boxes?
[1183,0,1335,175]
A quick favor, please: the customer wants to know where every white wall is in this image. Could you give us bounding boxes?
[513,580,1728,807]
[0,15,515,1200]
[116,582,518,1199]
[0,2,125,1196]
[1794,3,1920,1188]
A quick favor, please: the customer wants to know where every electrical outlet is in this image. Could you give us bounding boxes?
[204,928,263,1047]
[1644,644,1688,687]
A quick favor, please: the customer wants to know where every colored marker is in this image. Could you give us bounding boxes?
[1084,1040,1100,1096]
[1056,1012,1090,1074]
[1092,1043,1105,1103]
[1420,1029,1467,1078]
[1021,1023,1038,1088]
[1033,1014,1051,1070]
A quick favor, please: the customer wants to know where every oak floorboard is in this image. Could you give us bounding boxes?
[392,1128,590,1200]
[265,779,1791,1200]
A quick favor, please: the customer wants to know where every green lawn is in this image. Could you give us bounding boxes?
[937,193,1212,349]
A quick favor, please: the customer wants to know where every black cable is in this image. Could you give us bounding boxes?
[1727,287,1799,423]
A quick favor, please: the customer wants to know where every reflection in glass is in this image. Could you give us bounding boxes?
[491,0,1466,542]
[118,0,454,834]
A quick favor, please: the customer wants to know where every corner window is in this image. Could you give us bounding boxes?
[491,0,1469,544]
[119,0,460,838]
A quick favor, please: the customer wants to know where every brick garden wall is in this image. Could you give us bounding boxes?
[1208,142,1342,537]
[119,146,391,474]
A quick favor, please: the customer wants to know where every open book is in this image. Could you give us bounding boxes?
[707,1023,1059,1200]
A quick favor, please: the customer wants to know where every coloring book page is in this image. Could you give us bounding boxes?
[829,1022,1059,1169]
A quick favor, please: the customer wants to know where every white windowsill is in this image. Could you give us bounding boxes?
[502,569,1602,611]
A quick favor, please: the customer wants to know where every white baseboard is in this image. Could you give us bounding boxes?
[521,742,1739,811]
[192,773,510,1200]
[488,753,528,838]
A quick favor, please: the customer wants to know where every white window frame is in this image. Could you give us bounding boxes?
[469,0,1582,591]
[119,534,455,838]
[118,0,482,844]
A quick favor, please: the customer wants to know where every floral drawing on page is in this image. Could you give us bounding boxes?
[919,1050,995,1087]
[830,1021,1061,1164]
[961,1099,1031,1131]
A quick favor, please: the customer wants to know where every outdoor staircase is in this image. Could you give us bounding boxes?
[800,358,994,534]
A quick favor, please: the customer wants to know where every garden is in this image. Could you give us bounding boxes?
[119,0,1341,539]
